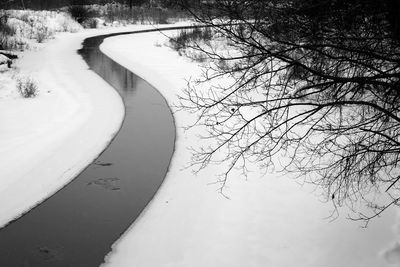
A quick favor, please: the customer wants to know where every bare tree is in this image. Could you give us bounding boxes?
[178,0,400,224]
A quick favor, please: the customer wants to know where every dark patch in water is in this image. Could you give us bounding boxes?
[87,178,121,191]
[94,162,113,167]
[35,246,64,262]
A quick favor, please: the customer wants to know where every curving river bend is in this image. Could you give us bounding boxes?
[0,29,182,266]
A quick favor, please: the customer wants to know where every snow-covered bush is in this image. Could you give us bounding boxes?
[35,24,51,43]
[73,3,185,25]
[0,13,19,50]
[170,27,213,50]
[7,18,32,38]
[54,13,82,33]
[0,34,28,50]
[169,27,213,61]
[0,13,15,35]
[0,9,82,51]
[16,76,38,98]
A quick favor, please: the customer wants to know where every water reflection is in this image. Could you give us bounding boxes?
[0,32,175,266]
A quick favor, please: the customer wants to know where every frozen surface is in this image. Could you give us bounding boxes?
[101,31,399,267]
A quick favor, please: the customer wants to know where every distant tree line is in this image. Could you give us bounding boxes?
[1,0,162,10]
[0,0,208,10]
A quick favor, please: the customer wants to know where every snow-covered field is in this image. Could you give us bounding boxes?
[100,31,400,267]
[1,19,399,266]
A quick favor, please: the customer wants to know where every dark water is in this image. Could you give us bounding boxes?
[0,31,176,266]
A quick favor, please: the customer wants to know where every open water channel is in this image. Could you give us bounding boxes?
[0,29,178,266]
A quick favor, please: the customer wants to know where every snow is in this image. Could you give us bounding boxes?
[0,29,124,227]
[100,31,399,267]
[3,10,82,51]
[382,214,400,266]
[383,241,400,265]
[0,25,172,228]
[0,54,10,65]
[0,20,398,266]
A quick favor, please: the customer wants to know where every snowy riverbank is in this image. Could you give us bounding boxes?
[0,29,124,227]
[100,31,399,267]
[1,23,399,266]
[0,25,177,228]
